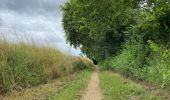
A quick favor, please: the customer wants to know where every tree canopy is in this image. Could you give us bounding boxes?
[62,0,170,61]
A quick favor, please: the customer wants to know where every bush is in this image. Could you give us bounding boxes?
[105,38,146,79]
[101,40,170,88]
[72,57,94,70]
[146,41,170,88]
[100,58,114,70]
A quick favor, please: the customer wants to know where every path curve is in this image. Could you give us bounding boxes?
[81,69,102,100]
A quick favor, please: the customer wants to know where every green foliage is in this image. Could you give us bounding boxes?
[0,42,94,94]
[98,0,170,88]
[100,58,113,70]
[146,41,170,88]
[102,40,170,88]
[62,0,138,61]
[63,0,170,88]
[102,36,146,79]
[6,46,46,88]
[138,0,170,46]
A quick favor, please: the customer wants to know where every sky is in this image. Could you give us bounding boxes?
[0,0,81,55]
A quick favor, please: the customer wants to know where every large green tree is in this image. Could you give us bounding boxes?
[62,0,139,61]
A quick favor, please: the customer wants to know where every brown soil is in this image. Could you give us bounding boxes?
[81,70,102,100]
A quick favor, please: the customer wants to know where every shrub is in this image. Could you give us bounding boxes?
[146,41,170,88]
[72,56,94,71]
[101,40,170,88]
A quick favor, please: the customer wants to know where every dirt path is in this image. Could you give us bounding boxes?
[81,70,102,100]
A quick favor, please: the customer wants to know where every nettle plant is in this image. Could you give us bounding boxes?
[147,40,170,88]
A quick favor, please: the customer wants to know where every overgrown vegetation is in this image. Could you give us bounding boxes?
[102,36,170,88]
[99,71,169,99]
[3,70,92,100]
[0,38,93,94]
[63,0,170,88]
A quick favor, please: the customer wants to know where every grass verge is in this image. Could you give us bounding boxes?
[99,71,164,100]
[0,41,94,94]
[2,74,75,100]
[2,70,91,100]
[50,70,92,100]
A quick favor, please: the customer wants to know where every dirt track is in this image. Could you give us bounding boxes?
[82,70,102,100]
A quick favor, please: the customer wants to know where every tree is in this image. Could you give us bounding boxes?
[135,0,170,46]
[62,0,138,61]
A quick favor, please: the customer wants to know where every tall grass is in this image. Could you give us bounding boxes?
[0,33,93,94]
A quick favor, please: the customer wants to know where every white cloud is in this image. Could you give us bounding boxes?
[0,0,81,55]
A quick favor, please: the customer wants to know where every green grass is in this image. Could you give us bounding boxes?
[3,72,76,100]
[99,71,161,100]
[50,70,92,100]
[2,71,88,100]
[0,40,94,94]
